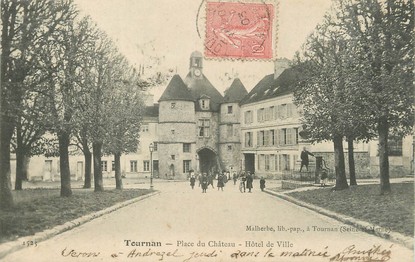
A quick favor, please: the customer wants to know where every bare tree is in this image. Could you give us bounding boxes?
[104,68,144,190]
[1,0,77,208]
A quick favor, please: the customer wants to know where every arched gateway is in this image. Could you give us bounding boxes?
[197,147,221,174]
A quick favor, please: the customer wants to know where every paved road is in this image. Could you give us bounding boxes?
[4,181,413,262]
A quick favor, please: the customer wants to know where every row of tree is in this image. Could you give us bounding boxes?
[294,0,414,193]
[1,0,146,209]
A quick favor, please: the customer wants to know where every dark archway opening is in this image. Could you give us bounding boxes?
[198,148,219,174]
[244,153,255,174]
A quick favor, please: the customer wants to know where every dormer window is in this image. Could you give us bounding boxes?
[273,86,279,93]
[264,89,271,95]
[199,98,210,110]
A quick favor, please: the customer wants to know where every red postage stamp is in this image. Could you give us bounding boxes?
[205,1,275,60]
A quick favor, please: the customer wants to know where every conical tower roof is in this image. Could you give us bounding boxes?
[223,78,248,103]
[159,75,194,102]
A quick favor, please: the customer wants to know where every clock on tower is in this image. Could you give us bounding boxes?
[189,51,203,78]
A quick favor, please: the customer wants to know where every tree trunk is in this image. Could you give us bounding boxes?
[23,155,29,181]
[93,140,104,192]
[348,138,357,186]
[15,118,24,190]
[58,130,72,197]
[83,150,92,188]
[15,148,25,190]
[333,134,348,190]
[114,152,123,190]
[378,117,391,194]
[0,118,14,209]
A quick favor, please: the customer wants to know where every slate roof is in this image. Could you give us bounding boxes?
[240,66,303,105]
[184,73,224,111]
[159,75,194,102]
[223,78,248,103]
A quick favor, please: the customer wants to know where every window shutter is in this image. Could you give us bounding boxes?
[264,131,269,146]
[257,131,260,147]
[274,106,279,120]
[276,129,280,146]
[280,129,286,145]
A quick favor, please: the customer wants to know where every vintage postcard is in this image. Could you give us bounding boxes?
[0,0,413,261]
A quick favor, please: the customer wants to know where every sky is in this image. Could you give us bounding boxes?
[74,0,332,100]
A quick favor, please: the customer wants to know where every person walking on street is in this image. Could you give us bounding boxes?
[239,172,246,193]
[201,173,208,193]
[260,177,266,191]
[238,175,244,193]
[300,147,315,172]
[190,175,196,189]
[246,172,253,193]
[233,172,237,185]
[217,173,225,191]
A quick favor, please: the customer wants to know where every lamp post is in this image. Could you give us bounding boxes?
[149,142,154,189]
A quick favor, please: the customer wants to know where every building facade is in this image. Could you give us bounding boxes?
[240,66,306,178]
[240,64,413,179]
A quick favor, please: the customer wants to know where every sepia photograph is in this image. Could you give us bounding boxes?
[0,0,414,261]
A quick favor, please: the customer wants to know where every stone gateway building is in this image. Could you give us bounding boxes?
[157,51,247,178]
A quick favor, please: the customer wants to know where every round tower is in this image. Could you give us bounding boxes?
[158,75,196,179]
[219,78,248,174]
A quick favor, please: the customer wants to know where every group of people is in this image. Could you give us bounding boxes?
[189,172,228,193]
[235,171,266,193]
[188,147,326,193]
[189,171,266,193]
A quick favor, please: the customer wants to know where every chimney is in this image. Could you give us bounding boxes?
[274,59,291,79]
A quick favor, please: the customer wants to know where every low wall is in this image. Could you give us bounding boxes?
[314,152,371,178]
